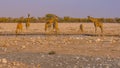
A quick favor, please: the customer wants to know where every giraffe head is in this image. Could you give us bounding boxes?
[28,13,30,18]
[87,16,90,18]
[87,16,92,21]
[87,16,93,19]
[87,16,95,21]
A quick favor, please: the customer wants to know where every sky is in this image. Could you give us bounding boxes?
[0,0,120,18]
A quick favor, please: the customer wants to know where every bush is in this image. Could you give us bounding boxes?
[48,51,56,55]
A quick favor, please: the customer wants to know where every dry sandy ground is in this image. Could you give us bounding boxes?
[0,23,120,35]
[0,23,120,68]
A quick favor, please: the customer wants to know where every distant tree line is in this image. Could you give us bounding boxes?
[0,14,120,23]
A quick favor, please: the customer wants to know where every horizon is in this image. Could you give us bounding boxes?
[0,0,120,18]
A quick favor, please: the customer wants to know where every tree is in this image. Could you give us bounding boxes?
[115,17,120,23]
[45,14,57,20]
[63,16,70,22]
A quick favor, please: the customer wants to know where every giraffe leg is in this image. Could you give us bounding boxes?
[26,23,30,29]
[100,26,103,33]
[15,29,18,34]
[80,24,84,32]
[54,22,59,33]
[45,23,48,32]
[95,27,97,33]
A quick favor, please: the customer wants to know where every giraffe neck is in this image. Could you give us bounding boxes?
[89,17,97,23]
[27,18,30,22]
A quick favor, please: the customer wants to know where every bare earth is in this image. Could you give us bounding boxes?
[0,23,120,68]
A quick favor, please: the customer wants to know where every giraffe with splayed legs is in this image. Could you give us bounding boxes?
[45,16,59,33]
[16,22,23,34]
[87,16,103,33]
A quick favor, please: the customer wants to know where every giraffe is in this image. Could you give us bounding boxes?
[80,24,84,32]
[87,16,103,33]
[26,14,30,29]
[45,16,59,33]
[16,22,23,34]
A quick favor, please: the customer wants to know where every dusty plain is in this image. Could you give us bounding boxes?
[0,23,120,68]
